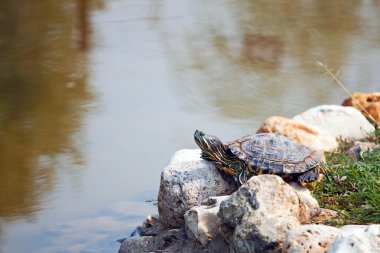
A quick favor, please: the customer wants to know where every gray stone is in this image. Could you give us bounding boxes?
[184,195,229,245]
[118,214,167,253]
[158,149,237,229]
[328,224,380,253]
[118,236,157,253]
[282,224,341,253]
[137,214,165,236]
[293,105,375,141]
[119,214,233,253]
[218,175,301,253]
[346,141,379,161]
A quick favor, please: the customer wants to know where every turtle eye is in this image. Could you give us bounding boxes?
[210,136,221,146]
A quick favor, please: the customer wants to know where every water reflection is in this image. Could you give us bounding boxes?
[236,0,360,69]
[166,0,380,123]
[0,0,97,222]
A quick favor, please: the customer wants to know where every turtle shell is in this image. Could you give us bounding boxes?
[227,133,323,175]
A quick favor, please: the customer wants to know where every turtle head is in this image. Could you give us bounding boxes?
[194,130,249,186]
[194,130,228,164]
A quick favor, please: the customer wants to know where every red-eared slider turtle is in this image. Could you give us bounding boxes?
[194,130,326,186]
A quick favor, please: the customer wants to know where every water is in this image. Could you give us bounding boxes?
[0,0,379,252]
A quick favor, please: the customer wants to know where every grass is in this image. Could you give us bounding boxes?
[313,128,380,226]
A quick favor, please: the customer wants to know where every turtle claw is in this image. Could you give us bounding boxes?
[297,171,320,186]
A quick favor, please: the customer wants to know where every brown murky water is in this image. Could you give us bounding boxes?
[0,0,379,252]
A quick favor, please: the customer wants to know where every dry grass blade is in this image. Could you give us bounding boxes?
[316,61,379,128]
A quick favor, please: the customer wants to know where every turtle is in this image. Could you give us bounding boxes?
[193,130,326,186]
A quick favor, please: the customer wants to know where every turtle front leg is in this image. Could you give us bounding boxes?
[297,171,321,187]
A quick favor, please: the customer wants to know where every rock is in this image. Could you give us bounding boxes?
[293,105,375,141]
[172,234,233,253]
[340,224,372,233]
[256,116,338,152]
[184,195,229,245]
[118,214,183,253]
[311,208,339,224]
[289,182,320,224]
[118,236,157,253]
[328,224,380,253]
[158,149,237,229]
[118,214,167,253]
[282,224,341,253]
[346,141,379,161]
[119,214,233,253]
[218,175,301,253]
[168,149,203,164]
[137,214,165,236]
[341,92,380,124]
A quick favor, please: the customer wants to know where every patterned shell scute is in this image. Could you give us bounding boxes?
[228,133,322,174]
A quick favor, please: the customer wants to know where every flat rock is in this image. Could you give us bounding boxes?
[256,116,338,152]
[184,195,230,245]
[293,105,375,141]
[342,92,380,124]
[328,224,380,253]
[158,149,237,229]
[282,224,341,253]
[218,175,301,253]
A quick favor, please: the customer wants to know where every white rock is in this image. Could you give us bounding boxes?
[158,149,237,229]
[289,182,320,224]
[168,149,203,164]
[218,175,301,253]
[184,195,229,245]
[328,224,380,253]
[293,105,375,141]
[282,224,341,253]
[340,225,371,233]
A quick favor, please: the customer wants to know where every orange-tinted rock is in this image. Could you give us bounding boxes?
[256,116,338,152]
[341,92,380,124]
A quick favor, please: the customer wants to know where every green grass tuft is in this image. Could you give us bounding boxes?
[313,129,380,225]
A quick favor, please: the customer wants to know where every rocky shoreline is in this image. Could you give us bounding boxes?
[119,93,380,253]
